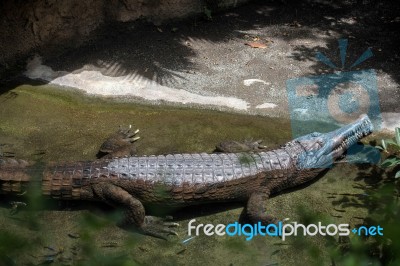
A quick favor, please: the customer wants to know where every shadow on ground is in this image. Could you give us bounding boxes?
[1,0,399,102]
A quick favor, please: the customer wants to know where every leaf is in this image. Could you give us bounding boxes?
[381,139,387,151]
[245,42,268,49]
[396,127,400,146]
[384,139,398,147]
[381,157,400,168]
[395,171,400,179]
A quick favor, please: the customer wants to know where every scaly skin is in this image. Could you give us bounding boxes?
[0,115,374,238]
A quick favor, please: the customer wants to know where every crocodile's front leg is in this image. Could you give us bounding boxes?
[92,183,178,239]
[98,125,140,158]
[246,191,279,225]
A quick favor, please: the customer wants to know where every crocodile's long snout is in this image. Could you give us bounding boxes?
[329,114,373,157]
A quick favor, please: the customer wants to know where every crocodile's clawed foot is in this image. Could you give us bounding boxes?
[118,125,140,142]
[215,139,268,153]
[98,125,140,158]
[141,216,180,240]
[246,139,268,151]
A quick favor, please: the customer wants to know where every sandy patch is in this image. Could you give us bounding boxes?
[24,55,249,110]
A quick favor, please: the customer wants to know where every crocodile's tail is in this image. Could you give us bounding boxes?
[0,158,32,195]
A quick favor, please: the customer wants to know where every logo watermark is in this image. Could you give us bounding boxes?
[186,219,383,242]
[286,39,382,165]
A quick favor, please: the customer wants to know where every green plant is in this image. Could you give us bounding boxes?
[313,129,400,265]
[376,127,400,178]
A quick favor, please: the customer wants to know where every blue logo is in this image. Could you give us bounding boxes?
[352,225,383,236]
[286,39,382,165]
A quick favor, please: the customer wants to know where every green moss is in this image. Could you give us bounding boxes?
[0,85,291,161]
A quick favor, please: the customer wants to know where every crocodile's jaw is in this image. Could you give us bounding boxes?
[292,115,373,169]
[328,114,373,156]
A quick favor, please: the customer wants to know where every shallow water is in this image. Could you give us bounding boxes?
[0,85,374,265]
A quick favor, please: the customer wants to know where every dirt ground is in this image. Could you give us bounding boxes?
[6,0,400,130]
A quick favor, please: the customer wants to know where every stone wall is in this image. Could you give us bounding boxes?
[0,0,247,76]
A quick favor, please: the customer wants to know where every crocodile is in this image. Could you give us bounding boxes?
[0,115,374,238]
